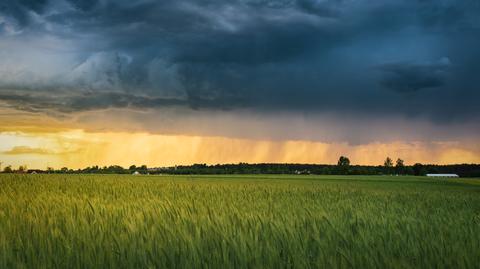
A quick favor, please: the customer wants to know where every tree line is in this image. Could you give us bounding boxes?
[1,156,479,177]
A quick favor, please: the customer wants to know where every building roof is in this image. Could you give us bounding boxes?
[426,174,459,177]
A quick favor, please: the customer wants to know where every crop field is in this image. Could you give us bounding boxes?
[0,174,479,268]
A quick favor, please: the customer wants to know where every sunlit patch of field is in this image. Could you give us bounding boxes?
[0,174,479,268]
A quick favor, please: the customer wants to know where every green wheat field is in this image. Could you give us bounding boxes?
[1,174,479,268]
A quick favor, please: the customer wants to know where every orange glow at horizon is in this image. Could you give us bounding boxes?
[1,130,479,169]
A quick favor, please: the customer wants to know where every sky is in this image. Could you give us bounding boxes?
[0,0,479,169]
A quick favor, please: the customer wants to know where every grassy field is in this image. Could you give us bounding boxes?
[0,174,479,268]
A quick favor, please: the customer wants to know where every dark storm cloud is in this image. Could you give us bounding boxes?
[0,90,186,113]
[66,0,98,12]
[0,0,48,26]
[379,58,451,93]
[0,0,480,121]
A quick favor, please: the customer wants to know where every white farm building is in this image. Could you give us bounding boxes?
[426,174,459,178]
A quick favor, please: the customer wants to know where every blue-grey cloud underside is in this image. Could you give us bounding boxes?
[0,0,479,124]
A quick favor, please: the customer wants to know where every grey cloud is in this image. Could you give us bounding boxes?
[66,0,98,12]
[295,0,343,17]
[0,0,49,28]
[0,90,186,114]
[379,58,451,93]
[0,0,479,123]
[66,52,132,92]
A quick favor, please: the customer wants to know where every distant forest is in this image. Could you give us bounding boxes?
[3,156,480,177]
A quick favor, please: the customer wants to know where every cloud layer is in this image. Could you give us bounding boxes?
[1,0,480,141]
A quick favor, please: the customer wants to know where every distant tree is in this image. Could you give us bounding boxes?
[46,167,54,173]
[383,157,394,175]
[384,157,393,167]
[412,163,426,176]
[395,158,405,174]
[3,165,12,173]
[337,156,350,167]
[18,165,27,173]
[106,165,125,174]
[60,167,69,173]
[139,165,148,173]
[336,156,351,175]
[129,165,137,170]
[405,166,414,175]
